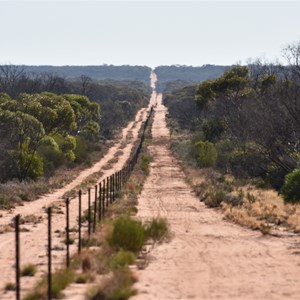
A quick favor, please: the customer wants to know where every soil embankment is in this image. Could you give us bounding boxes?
[131,92,300,300]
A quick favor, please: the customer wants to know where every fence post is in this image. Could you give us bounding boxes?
[88,189,91,237]
[110,175,113,204]
[47,207,52,300]
[78,190,82,254]
[102,179,105,217]
[112,173,115,202]
[98,182,102,221]
[117,171,119,191]
[65,198,70,268]
[15,214,20,300]
[93,185,97,232]
[106,177,109,207]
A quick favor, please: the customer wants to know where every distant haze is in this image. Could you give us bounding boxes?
[1,1,300,67]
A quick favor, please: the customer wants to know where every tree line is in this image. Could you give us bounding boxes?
[0,66,151,182]
[164,42,300,202]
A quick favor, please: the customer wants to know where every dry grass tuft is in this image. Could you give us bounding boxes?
[177,154,300,235]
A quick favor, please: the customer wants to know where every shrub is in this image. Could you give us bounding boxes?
[140,155,150,174]
[229,147,268,178]
[215,138,236,171]
[144,218,169,242]
[193,141,217,168]
[5,282,16,291]
[87,268,136,300]
[21,264,37,276]
[280,169,300,203]
[24,269,74,300]
[202,118,226,142]
[266,163,287,190]
[0,193,10,209]
[109,250,136,269]
[204,190,226,207]
[74,136,90,163]
[109,216,145,252]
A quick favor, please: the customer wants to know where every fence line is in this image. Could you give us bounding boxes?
[12,106,153,300]
[47,207,52,300]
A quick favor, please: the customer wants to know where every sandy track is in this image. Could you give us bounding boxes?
[131,93,300,300]
[0,86,156,299]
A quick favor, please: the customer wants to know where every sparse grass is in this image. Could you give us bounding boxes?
[169,131,300,235]
[74,273,91,284]
[20,214,43,224]
[86,268,137,300]
[109,250,136,269]
[24,269,75,300]
[0,223,14,234]
[5,282,16,291]
[140,155,150,174]
[81,237,101,248]
[102,163,114,170]
[21,264,37,277]
[114,150,124,158]
[144,218,170,242]
[64,237,75,245]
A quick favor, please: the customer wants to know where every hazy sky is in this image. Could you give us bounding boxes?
[1,1,300,67]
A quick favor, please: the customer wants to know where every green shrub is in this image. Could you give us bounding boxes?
[87,268,136,300]
[21,264,37,276]
[140,155,150,174]
[144,218,169,242]
[10,148,44,180]
[109,216,145,252]
[24,269,74,300]
[266,163,287,190]
[205,190,226,207]
[38,143,65,176]
[5,282,16,291]
[74,136,90,163]
[202,118,226,142]
[74,273,90,284]
[229,147,268,178]
[215,138,236,171]
[280,169,300,203]
[193,141,217,168]
[0,193,10,209]
[109,250,136,269]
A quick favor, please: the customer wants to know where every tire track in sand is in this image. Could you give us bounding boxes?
[131,92,300,300]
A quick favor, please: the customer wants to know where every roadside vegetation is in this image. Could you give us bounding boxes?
[23,115,170,300]
[164,42,300,234]
[0,65,151,209]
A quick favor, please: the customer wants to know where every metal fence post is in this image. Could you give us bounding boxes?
[78,190,82,254]
[98,182,102,221]
[65,198,70,268]
[15,214,20,300]
[106,177,109,207]
[93,185,97,232]
[102,179,105,217]
[112,173,115,202]
[88,189,91,237]
[47,207,52,300]
[110,175,113,204]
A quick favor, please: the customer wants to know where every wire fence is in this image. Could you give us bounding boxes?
[13,106,153,300]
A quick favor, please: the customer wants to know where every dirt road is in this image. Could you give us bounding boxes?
[131,93,300,300]
[0,85,156,299]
